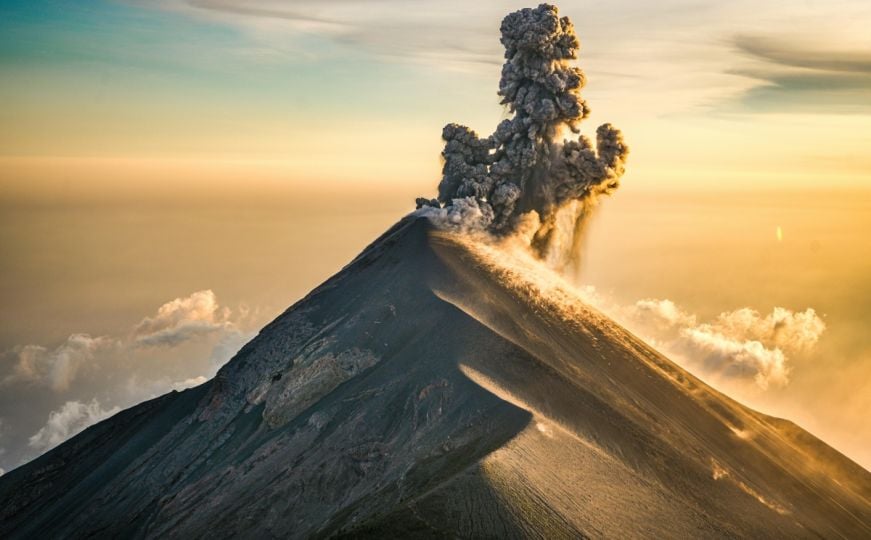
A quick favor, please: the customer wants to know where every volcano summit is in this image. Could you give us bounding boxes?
[1,4,869,539]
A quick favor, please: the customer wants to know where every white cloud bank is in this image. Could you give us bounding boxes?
[0,290,258,466]
[4,290,246,392]
[28,399,120,453]
[581,289,825,390]
[134,289,232,347]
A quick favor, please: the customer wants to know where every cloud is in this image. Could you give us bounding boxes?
[671,306,824,389]
[171,376,208,391]
[4,334,115,391]
[187,0,341,28]
[2,290,242,396]
[129,0,871,119]
[726,34,871,113]
[0,289,258,473]
[707,307,825,354]
[208,328,256,370]
[680,327,789,390]
[125,329,253,399]
[631,298,696,328]
[133,290,231,347]
[28,399,120,453]
[585,294,825,390]
[0,421,5,475]
[734,35,871,75]
[147,0,501,70]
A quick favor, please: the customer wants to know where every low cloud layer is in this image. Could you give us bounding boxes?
[582,289,825,390]
[0,289,257,473]
[28,399,120,453]
[4,334,116,392]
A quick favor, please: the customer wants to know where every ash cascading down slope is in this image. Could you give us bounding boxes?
[416,3,628,271]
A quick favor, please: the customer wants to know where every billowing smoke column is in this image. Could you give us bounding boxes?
[417,3,628,272]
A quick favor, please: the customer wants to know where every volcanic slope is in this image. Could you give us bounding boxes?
[1,217,869,539]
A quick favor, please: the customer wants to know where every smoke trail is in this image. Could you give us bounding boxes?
[416,3,628,272]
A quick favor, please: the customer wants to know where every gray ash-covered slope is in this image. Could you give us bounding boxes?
[1,217,870,539]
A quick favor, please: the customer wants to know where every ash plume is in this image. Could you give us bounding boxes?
[417,3,628,271]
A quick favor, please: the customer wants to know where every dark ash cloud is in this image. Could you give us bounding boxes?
[416,4,628,271]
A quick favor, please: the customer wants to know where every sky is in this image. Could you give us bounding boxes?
[0,0,870,472]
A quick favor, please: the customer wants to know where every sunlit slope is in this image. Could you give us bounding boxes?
[422,227,871,538]
[0,217,868,539]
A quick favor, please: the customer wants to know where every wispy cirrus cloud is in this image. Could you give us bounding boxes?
[725,34,871,113]
[734,35,871,74]
[141,0,871,117]
[142,0,502,70]
[185,0,348,32]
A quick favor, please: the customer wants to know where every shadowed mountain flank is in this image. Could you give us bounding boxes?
[1,217,869,539]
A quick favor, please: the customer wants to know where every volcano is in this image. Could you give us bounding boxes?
[1,216,869,538]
